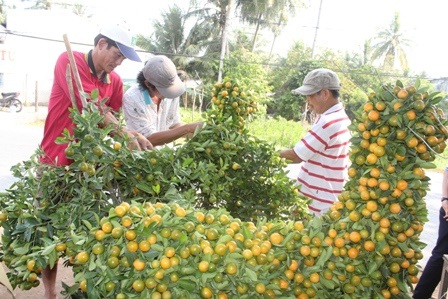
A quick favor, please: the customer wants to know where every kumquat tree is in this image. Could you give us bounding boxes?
[0,77,447,299]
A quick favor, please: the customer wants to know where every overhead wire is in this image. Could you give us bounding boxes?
[0,29,442,82]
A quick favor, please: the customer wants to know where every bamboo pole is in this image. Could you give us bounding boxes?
[65,64,78,110]
[62,34,87,108]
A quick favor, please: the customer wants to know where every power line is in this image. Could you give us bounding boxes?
[2,29,443,82]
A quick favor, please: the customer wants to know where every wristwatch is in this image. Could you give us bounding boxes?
[442,197,448,202]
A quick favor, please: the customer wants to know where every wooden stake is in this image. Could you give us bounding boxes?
[65,64,78,110]
[63,34,87,108]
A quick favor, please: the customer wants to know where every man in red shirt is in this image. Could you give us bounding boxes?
[39,23,152,298]
[40,23,152,166]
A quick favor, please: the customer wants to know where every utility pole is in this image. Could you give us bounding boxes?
[311,0,323,59]
[218,0,232,82]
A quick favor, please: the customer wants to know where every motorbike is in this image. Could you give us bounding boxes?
[0,92,22,112]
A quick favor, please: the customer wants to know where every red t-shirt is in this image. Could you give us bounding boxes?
[40,51,124,166]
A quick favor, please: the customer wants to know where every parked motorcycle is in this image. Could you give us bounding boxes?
[0,92,22,112]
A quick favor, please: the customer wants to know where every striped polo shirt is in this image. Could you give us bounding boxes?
[293,102,351,215]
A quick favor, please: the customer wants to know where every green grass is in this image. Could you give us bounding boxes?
[246,115,308,150]
[180,108,308,150]
[433,152,448,172]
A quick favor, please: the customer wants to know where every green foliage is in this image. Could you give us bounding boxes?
[222,49,272,110]
[246,115,308,149]
[2,79,447,298]
[268,59,326,121]
[0,81,308,292]
[370,12,411,72]
[269,41,312,89]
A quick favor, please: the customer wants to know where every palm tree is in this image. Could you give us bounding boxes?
[137,5,185,56]
[136,3,222,81]
[237,0,304,53]
[370,12,411,73]
[181,0,233,82]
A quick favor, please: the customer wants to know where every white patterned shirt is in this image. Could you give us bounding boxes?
[123,84,181,138]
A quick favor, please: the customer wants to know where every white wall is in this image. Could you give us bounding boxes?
[4,9,148,105]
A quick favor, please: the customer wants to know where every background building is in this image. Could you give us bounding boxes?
[3,9,149,106]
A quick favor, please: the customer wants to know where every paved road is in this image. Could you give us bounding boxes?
[0,107,75,298]
[0,107,45,190]
[0,107,444,297]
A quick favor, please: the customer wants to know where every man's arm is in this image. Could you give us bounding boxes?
[147,122,203,147]
[279,148,303,163]
[442,168,448,220]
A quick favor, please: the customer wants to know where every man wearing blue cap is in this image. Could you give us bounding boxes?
[40,23,152,299]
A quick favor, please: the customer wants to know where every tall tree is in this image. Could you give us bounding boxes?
[186,0,233,81]
[237,0,304,53]
[138,5,185,56]
[370,12,411,73]
[218,0,232,81]
[136,3,222,82]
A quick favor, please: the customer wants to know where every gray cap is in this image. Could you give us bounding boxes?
[143,55,186,99]
[291,68,340,95]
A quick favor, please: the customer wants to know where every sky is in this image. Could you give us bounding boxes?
[83,0,448,78]
[275,0,448,78]
[8,0,448,79]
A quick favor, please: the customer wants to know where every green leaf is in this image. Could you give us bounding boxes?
[88,256,96,271]
[368,262,379,274]
[320,277,336,289]
[136,182,154,194]
[244,267,258,281]
[217,234,233,244]
[201,272,216,284]
[41,244,56,255]
[48,250,58,268]
[13,243,30,255]
[82,220,93,230]
[152,184,161,195]
[418,162,436,169]
[178,277,197,291]
[151,244,164,252]
[315,247,332,267]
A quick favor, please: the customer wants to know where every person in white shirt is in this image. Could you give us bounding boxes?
[123,55,203,147]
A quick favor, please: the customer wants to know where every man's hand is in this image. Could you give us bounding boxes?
[192,121,204,131]
[443,200,448,220]
[104,112,153,151]
[123,129,153,151]
[185,122,204,138]
[279,149,302,164]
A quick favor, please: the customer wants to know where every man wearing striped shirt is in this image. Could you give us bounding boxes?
[280,68,351,215]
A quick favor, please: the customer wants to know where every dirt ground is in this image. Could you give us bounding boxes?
[0,259,74,299]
